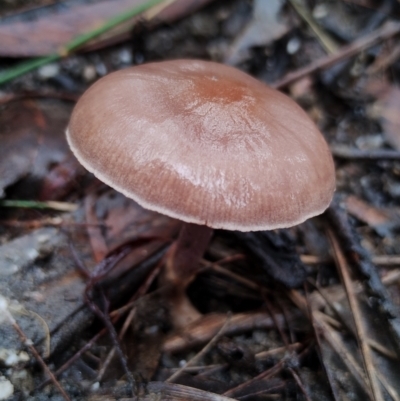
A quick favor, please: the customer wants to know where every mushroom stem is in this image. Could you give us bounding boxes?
[166,223,213,287]
[163,223,213,328]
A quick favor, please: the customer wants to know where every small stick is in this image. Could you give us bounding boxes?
[310,318,341,400]
[205,259,260,291]
[0,299,71,401]
[330,145,400,161]
[264,296,290,347]
[0,199,77,211]
[272,21,400,89]
[288,0,338,54]
[327,202,400,355]
[235,384,285,400]
[223,359,285,398]
[255,343,302,359]
[38,259,163,390]
[328,229,383,401]
[317,315,372,396]
[308,278,398,360]
[166,314,231,383]
[288,367,312,401]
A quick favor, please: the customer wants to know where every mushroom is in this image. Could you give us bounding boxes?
[66,59,335,326]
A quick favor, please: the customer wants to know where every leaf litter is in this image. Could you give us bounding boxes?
[1,0,400,400]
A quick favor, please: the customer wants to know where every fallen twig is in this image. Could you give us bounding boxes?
[306,289,341,401]
[163,312,287,353]
[289,290,372,397]
[223,359,285,398]
[327,201,400,355]
[272,21,400,89]
[288,367,312,401]
[330,145,400,160]
[328,228,383,401]
[0,296,71,401]
[37,252,165,390]
[288,0,339,54]
[166,313,231,383]
[0,199,77,211]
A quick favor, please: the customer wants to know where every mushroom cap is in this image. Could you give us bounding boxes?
[67,60,335,231]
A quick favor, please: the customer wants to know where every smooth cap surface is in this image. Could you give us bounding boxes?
[67,60,335,231]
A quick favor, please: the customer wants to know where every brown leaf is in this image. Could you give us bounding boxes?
[39,156,84,201]
[94,190,181,283]
[0,0,216,57]
[0,0,144,56]
[0,100,73,198]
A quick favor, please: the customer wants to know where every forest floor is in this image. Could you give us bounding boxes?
[1,0,400,400]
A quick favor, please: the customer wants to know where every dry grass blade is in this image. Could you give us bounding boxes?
[143,0,177,19]
[288,0,339,54]
[327,229,383,401]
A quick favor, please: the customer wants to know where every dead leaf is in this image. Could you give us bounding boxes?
[224,0,291,65]
[39,156,84,201]
[0,0,146,56]
[0,99,73,199]
[0,0,216,57]
[92,190,180,282]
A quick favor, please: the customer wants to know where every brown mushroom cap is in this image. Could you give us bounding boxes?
[67,60,335,231]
